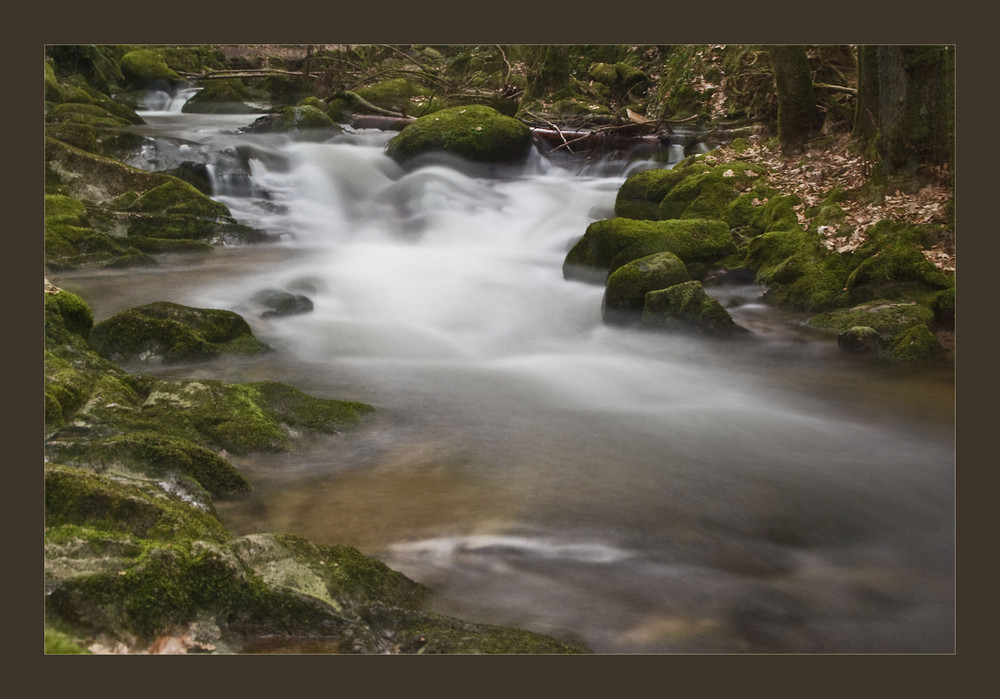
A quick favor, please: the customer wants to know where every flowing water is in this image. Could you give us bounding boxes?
[52,102,955,654]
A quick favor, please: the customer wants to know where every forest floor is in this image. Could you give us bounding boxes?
[705,133,956,274]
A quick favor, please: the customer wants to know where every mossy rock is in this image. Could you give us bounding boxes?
[641,280,750,336]
[88,302,270,364]
[881,324,946,361]
[44,464,231,542]
[563,217,734,282]
[837,326,886,354]
[119,49,181,90]
[658,162,770,221]
[182,79,265,114]
[614,167,695,220]
[741,225,851,312]
[845,237,953,304]
[587,62,649,101]
[44,100,145,158]
[385,105,532,166]
[44,287,94,343]
[243,105,343,141]
[44,466,584,653]
[806,299,936,338]
[354,78,437,117]
[45,137,263,248]
[603,251,689,322]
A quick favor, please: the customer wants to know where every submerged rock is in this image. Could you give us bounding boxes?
[251,288,314,318]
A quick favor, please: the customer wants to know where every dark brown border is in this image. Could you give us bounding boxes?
[26,0,985,691]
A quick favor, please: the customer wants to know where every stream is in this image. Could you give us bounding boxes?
[51,98,955,653]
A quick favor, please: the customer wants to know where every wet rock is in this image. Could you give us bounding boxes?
[251,288,314,318]
[837,326,885,353]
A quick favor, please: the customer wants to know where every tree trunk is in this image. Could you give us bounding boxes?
[854,45,954,176]
[771,45,822,155]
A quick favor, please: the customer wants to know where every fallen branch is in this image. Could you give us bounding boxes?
[814,83,858,95]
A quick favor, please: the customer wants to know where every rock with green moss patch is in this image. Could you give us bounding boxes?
[45,137,265,252]
[119,49,181,90]
[806,299,935,338]
[88,302,270,364]
[743,226,851,311]
[641,280,749,336]
[881,324,946,361]
[385,105,532,167]
[603,251,689,322]
[244,105,343,141]
[182,79,266,114]
[44,465,586,654]
[614,167,692,220]
[836,326,886,353]
[564,217,734,283]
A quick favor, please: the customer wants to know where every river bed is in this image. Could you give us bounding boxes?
[51,107,955,653]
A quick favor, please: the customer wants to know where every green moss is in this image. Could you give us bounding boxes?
[564,217,734,281]
[882,324,946,361]
[45,288,94,341]
[119,49,181,88]
[385,105,532,166]
[806,299,936,337]
[641,280,749,336]
[44,628,91,654]
[182,79,265,114]
[614,167,695,220]
[658,164,767,221]
[44,464,231,542]
[603,251,689,320]
[355,78,437,116]
[844,221,953,304]
[88,302,270,364]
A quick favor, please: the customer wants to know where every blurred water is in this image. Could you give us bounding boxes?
[54,111,955,653]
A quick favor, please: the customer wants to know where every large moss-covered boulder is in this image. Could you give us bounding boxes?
[352,78,439,117]
[603,251,689,322]
[88,302,270,364]
[385,105,532,166]
[119,49,181,90]
[182,79,266,114]
[563,217,735,283]
[614,167,692,220]
[641,281,750,336]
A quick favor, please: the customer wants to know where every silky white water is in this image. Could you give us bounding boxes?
[56,110,955,653]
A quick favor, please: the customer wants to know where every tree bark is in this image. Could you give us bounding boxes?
[853,45,954,176]
[771,45,822,155]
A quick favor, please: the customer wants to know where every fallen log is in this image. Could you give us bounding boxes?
[349,114,416,131]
